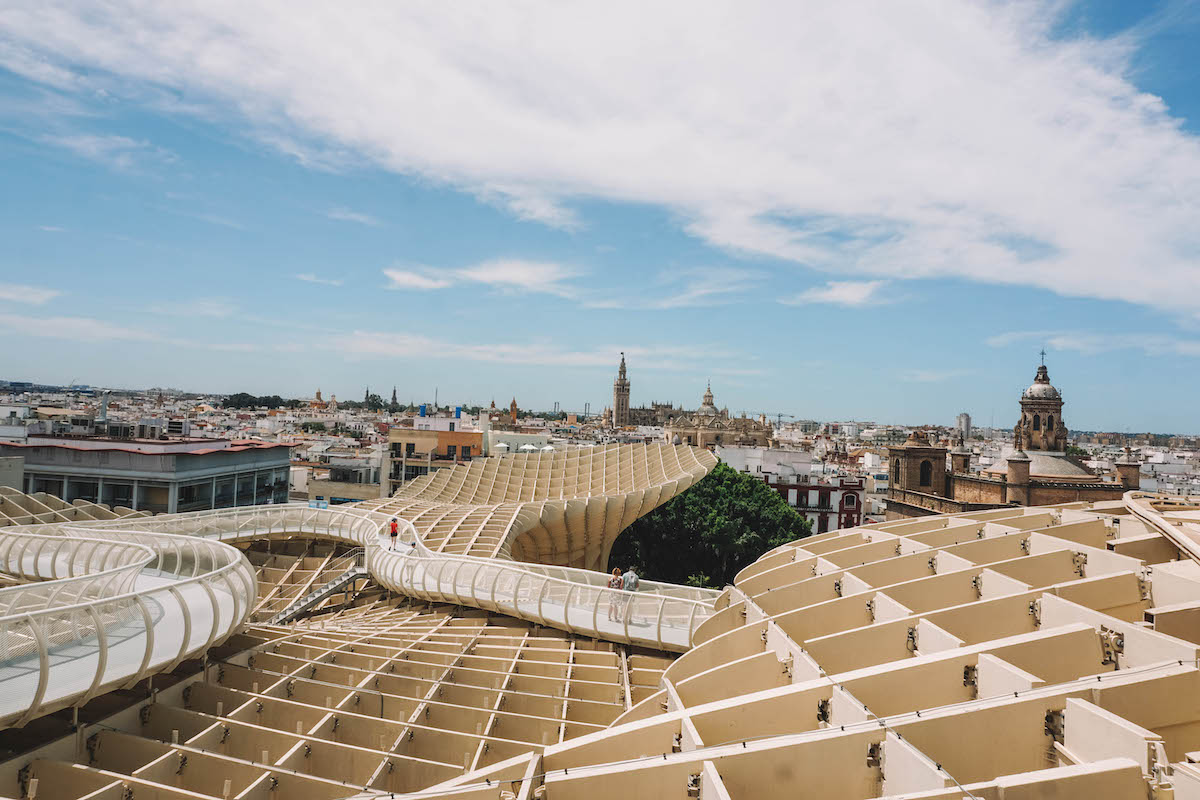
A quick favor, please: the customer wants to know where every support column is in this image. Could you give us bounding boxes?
[211,476,217,509]
[132,479,140,511]
[167,482,179,514]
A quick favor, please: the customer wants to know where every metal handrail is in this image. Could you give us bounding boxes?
[81,504,716,649]
[0,498,717,728]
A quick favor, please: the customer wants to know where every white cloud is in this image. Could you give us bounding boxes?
[333,334,749,373]
[382,269,453,291]
[383,259,578,296]
[0,283,61,305]
[42,132,175,170]
[587,268,762,309]
[779,280,890,307]
[454,259,579,297]
[475,184,580,230]
[0,312,264,352]
[0,313,149,341]
[37,225,66,232]
[295,273,344,286]
[987,329,1200,357]
[8,3,1200,312]
[147,298,236,318]
[326,207,380,226]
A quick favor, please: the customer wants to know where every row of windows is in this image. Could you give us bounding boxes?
[1030,414,1054,431]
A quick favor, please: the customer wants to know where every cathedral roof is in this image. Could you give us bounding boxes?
[984,448,1098,480]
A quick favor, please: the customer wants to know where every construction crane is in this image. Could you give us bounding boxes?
[756,412,796,427]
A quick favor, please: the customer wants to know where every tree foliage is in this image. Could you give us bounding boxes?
[222,393,289,409]
[607,462,811,588]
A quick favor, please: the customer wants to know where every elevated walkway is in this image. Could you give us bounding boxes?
[0,503,717,728]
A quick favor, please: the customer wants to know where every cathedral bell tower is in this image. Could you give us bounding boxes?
[1015,358,1066,452]
[612,352,631,428]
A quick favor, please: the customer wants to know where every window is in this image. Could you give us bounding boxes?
[1047,415,1054,431]
[1032,414,1041,431]
[919,460,933,487]
[892,461,900,482]
[446,445,457,459]
[461,445,471,459]
[405,442,415,456]
[844,494,857,508]
[449,422,455,431]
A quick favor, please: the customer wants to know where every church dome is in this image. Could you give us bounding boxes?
[697,382,717,415]
[1021,364,1061,401]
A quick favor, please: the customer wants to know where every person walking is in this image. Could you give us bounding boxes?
[606,568,624,622]
[621,566,640,624]
[389,517,399,550]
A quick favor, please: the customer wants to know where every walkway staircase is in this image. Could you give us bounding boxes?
[269,549,368,625]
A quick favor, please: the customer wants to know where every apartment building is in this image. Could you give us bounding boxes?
[0,435,292,513]
[387,427,483,494]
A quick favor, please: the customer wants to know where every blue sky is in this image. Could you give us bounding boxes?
[1,1,1199,433]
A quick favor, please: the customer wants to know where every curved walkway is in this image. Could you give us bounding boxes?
[0,445,721,728]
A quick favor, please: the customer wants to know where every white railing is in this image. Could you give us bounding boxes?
[0,502,716,727]
[0,521,255,728]
[81,503,718,650]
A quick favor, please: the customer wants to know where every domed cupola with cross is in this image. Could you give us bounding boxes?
[1015,354,1067,452]
[697,381,718,417]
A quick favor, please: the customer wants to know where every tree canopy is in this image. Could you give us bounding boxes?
[607,462,811,588]
[222,393,291,409]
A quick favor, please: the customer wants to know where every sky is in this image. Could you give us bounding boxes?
[1,1,1199,433]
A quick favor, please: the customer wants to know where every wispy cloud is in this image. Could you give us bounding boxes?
[0,312,262,352]
[987,330,1200,358]
[0,313,149,341]
[325,207,380,226]
[295,273,344,287]
[8,3,1200,315]
[382,269,453,291]
[147,298,236,318]
[37,225,66,233]
[0,283,61,305]
[42,132,175,170]
[384,259,579,297]
[476,184,580,230]
[779,280,891,308]
[586,268,762,310]
[333,334,749,374]
[454,259,579,297]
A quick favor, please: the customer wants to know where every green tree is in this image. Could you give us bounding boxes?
[221,392,257,409]
[607,462,811,587]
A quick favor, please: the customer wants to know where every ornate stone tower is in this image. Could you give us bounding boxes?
[887,430,949,498]
[1117,447,1140,489]
[950,431,971,474]
[612,353,631,428]
[1014,360,1067,452]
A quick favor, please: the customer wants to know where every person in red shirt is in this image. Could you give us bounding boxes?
[389,518,399,550]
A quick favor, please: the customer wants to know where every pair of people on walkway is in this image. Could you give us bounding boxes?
[607,566,640,623]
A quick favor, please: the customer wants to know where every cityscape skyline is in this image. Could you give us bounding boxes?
[4,346,1198,437]
[3,1,1200,432]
